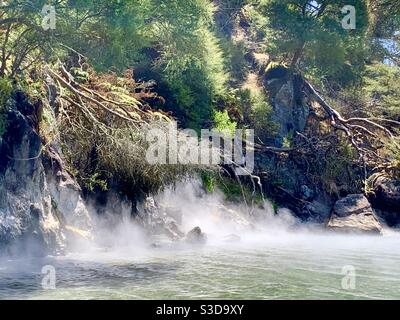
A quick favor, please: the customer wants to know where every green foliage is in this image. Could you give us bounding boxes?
[3,0,400,203]
[282,132,293,149]
[53,0,153,72]
[217,176,244,202]
[56,68,199,196]
[213,110,237,136]
[202,171,264,205]
[236,89,276,141]
[386,138,400,178]
[2,0,229,129]
[200,171,216,193]
[19,78,45,99]
[39,106,59,143]
[363,63,400,119]
[200,170,264,204]
[269,198,279,214]
[216,175,264,204]
[82,172,109,193]
[242,2,269,40]
[0,77,12,106]
[160,28,229,129]
[151,0,216,75]
[221,40,248,84]
[248,0,370,85]
[368,0,400,42]
[249,91,276,139]
[319,141,361,195]
[0,77,13,139]
[70,68,89,83]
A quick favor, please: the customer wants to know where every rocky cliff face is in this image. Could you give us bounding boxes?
[0,90,219,255]
[255,70,335,223]
[257,68,400,229]
[267,72,309,147]
[0,91,92,255]
[0,85,398,256]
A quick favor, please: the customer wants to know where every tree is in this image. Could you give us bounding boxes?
[0,0,53,77]
[1,0,230,130]
[249,0,369,85]
[363,63,400,120]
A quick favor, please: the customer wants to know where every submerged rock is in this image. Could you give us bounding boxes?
[327,194,382,234]
[185,226,207,244]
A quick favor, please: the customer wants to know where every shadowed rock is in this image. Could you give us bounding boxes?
[368,175,400,227]
[185,226,207,244]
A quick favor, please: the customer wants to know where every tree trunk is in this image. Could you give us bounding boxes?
[290,42,305,69]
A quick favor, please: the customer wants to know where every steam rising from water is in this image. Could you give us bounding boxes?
[69,179,310,256]
[154,179,298,237]
[67,178,400,261]
[2,180,400,299]
[4,179,399,259]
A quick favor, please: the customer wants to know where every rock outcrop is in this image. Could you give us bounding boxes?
[368,174,400,227]
[269,74,309,147]
[0,92,64,255]
[0,90,196,254]
[185,226,207,244]
[327,194,382,234]
[137,196,185,240]
[0,91,92,255]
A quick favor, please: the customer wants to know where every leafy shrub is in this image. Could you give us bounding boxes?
[200,171,216,193]
[213,110,237,136]
[386,138,400,179]
[158,28,229,130]
[363,63,400,119]
[319,142,362,196]
[235,89,276,141]
[0,78,12,105]
[54,67,202,197]
[200,171,264,204]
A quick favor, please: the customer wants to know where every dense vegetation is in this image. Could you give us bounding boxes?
[1,0,399,204]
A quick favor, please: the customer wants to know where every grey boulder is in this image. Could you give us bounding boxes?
[327,194,382,234]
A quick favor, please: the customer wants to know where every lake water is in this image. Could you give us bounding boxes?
[1,231,400,300]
